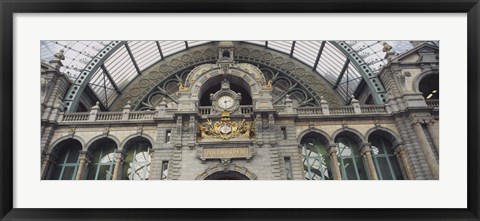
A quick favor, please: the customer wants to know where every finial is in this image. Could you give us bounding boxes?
[382,42,393,52]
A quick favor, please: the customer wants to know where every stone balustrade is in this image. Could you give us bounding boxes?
[59,104,392,125]
[128,111,155,120]
[425,99,439,108]
[330,106,355,115]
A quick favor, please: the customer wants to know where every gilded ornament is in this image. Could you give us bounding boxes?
[198,111,255,140]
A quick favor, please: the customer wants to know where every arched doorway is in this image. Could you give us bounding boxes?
[204,171,250,180]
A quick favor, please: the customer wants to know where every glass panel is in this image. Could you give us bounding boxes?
[370,135,404,180]
[61,166,76,180]
[268,41,293,55]
[293,41,322,67]
[52,165,63,180]
[128,41,161,71]
[159,41,186,57]
[377,157,393,180]
[343,158,357,180]
[66,147,80,163]
[123,140,151,180]
[336,136,367,180]
[355,156,368,180]
[187,41,209,47]
[161,161,169,180]
[88,139,117,180]
[98,165,113,180]
[389,156,404,180]
[87,165,97,180]
[301,135,331,180]
[40,41,112,80]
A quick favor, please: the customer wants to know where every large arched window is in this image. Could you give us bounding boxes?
[369,134,404,180]
[419,74,439,100]
[301,132,333,180]
[87,138,117,180]
[335,134,368,180]
[122,138,152,180]
[49,139,82,180]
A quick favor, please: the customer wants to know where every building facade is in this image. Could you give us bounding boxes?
[40,41,439,180]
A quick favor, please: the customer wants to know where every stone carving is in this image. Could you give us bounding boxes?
[263,80,273,89]
[395,71,406,89]
[382,42,393,52]
[177,82,190,92]
[49,49,65,68]
[198,111,255,140]
[40,77,52,102]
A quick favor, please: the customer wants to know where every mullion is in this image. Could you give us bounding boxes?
[316,145,326,180]
[58,149,70,180]
[381,138,397,180]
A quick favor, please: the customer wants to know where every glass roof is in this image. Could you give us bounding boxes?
[41,40,414,109]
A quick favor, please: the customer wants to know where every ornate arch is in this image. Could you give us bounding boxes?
[185,64,265,100]
[85,134,121,152]
[297,128,333,144]
[46,135,85,155]
[109,43,345,111]
[332,127,367,144]
[195,164,257,180]
[119,133,156,151]
[365,127,403,148]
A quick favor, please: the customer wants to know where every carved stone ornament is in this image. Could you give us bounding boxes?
[198,111,255,140]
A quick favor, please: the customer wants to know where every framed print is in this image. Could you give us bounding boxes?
[1,0,479,221]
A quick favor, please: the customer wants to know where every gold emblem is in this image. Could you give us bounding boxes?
[177,82,190,92]
[263,80,273,89]
[198,111,255,140]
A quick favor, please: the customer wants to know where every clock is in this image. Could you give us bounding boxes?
[209,79,241,114]
[218,95,235,109]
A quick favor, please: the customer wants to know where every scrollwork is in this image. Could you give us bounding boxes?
[198,112,255,140]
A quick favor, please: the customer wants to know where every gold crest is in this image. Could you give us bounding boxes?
[198,111,254,140]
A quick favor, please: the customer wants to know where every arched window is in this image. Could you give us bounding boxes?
[87,138,117,180]
[335,135,368,180]
[122,138,152,180]
[369,134,404,180]
[301,132,333,180]
[419,74,439,100]
[50,139,81,180]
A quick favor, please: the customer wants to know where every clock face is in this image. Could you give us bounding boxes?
[218,95,235,109]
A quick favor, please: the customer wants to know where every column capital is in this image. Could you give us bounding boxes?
[426,119,436,126]
[393,144,407,154]
[360,143,372,155]
[115,150,126,161]
[411,121,423,127]
[42,154,57,163]
[79,150,93,162]
[328,146,338,155]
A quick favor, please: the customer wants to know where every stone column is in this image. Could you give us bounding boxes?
[361,143,378,180]
[41,154,56,180]
[112,150,125,180]
[76,151,91,180]
[394,145,414,180]
[426,120,439,154]
[412,121,439,179]
[328,144,342,180]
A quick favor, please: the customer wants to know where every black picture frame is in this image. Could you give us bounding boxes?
[1,1,479,220]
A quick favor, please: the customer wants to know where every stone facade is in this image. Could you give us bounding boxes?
[41,42,439,180]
